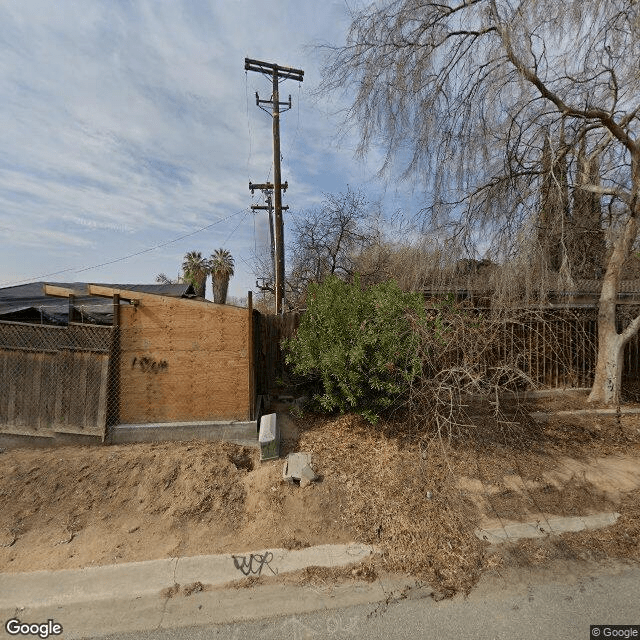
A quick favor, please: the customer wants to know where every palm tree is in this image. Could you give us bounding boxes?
[181,251,209,298]
[209,248,235,304]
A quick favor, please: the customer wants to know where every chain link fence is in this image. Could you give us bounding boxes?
[0,319,115,439]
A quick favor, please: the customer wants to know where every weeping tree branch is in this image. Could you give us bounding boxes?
[320,0,640,404]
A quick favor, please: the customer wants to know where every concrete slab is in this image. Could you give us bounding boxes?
[109,420,259,447]
[283,452,317,485]
[0,572,412,639]
[0,543,375,610]
[258,413,279,461]
[0,557,179,608]
[475,512,620,543]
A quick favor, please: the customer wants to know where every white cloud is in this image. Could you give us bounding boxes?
[0,0,414,297]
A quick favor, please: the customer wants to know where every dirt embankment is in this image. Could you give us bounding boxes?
[1,392,639,595]
[0,440,354,573]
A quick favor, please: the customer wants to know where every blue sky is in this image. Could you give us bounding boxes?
[0,0,417,300]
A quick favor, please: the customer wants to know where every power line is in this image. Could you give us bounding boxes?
[245,71,253,182]
[236,253,256,271]
[284,81,303,161]
[222,208,251,246]
[1,208,249,287]
[253,207,257,255]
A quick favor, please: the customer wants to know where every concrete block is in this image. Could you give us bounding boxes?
[283,452,317,486]
[259,413,279,461]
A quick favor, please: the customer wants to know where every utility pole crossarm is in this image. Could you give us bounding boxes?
[249,181,288,193]
[244,58,304,82]
[256,92,291,110]
[251,204,289,211]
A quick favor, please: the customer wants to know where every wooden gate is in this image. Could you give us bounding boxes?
[253,311,301,395]
[0,321,114,439]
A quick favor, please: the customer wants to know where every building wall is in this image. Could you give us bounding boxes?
[118,294,251,423]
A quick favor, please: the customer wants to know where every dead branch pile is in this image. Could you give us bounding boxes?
[400,303,597,445]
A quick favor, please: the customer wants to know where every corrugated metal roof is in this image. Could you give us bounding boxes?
[0,282,196,325]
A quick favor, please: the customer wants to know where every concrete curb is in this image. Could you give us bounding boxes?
[475,512,620,543]
[109,421,259,447]
[0,543,375,609]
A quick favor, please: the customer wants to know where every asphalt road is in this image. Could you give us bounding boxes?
[88,560,639,640]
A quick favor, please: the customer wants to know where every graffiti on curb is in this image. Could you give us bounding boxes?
[232,552,278,577]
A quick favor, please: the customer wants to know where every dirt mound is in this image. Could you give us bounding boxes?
[0,441,247,536]
[0,439,355,572]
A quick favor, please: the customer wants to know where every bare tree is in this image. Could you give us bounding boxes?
[320,0,640,405]
[286,188,381,308]
[155,273,181,285]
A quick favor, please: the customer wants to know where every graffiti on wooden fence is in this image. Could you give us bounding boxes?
[131,356,168,374]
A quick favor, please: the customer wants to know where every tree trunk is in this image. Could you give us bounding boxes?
[589,333,624,404]
[588,215,639,404]
[194,274,207,298]
[213,275,229,304]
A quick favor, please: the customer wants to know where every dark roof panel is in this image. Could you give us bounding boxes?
[0,282,196,325]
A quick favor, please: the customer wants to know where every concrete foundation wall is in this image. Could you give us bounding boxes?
[109,421,258,447]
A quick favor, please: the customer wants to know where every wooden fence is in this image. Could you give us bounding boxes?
[253,307,640,394]
[253,311,301,395]
[0,321,114,439]
[4,306,640,441]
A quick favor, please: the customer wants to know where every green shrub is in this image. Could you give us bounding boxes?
[283,275,428,423]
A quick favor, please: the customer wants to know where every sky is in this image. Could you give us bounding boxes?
[0,0,419,301]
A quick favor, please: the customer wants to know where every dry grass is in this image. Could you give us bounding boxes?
[294,405,640,596]
[489,490,640,570]
[298,414,485,595]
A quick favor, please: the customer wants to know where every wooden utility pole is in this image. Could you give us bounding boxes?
[245,58,304,314]
[251,187,289,301]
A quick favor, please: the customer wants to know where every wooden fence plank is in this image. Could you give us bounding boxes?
[29,353,43,433]
[6,351,18,427]
[41,353,56,436]
[0,353,8,424]
[0,322,112,438]
[83,352,99,429]
[53,351,65,431]
[95,354,109,435]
